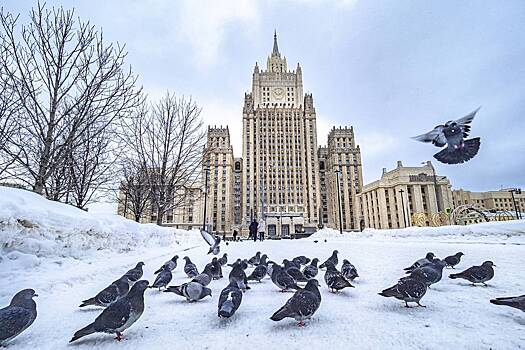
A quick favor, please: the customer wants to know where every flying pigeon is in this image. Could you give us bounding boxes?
[229,262,250,292]
[490,295,525,312]
[192,264,213,287]
[183,257,199,278]
[341,259,359,281]
[247,264,268,282]
[80,276,130,308]
[0,289,38,346]
[154,255,178,274]
[412,107,481,164]
[209,257,223,280]
[406,259,446,287]
[165,282,212,302]
[123,262,145,283]
[271,265,300,292]
[70,280,149,342]
[319,250,339,269]
[379,275,428,308]
[248,252,262,266]
[302,258,319,279]
[200,229,221,255]
[270,279,322,327]
[443,252,464,269]
[218,281,243,318]
[218,253,228,266]
[324,261,353,292]
[449,261,496,286]
[404,252,435,273]
[150,266,173,291]
[293,256,311,266]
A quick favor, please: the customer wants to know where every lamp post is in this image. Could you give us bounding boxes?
[335,169,343,234]
[423,161,441,213]
[399,188,408,228]
[509,188,522,220]
[202,168,209,231]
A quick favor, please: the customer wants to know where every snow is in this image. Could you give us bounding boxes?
[1,187,525,349]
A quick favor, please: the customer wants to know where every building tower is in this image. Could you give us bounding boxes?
[242,32,320,237]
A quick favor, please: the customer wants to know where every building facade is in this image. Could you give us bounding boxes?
[359,161,453,229]
[452,188,524,216]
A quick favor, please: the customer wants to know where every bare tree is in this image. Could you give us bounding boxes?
[117,160,150,222]
[0,3,141,195]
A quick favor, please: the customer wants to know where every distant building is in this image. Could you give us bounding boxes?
[452,188,524,222]
[358,161,453,229]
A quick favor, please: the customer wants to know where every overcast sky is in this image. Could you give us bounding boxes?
[4,0,525,192]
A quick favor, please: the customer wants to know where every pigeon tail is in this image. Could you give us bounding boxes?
[70,323,95,342]
[270,306,289,321]
[490,298,521,309]
[79,297,97,307]
[218,301,235,318]
[448,273,461,279]
[433,137,480,164]
[379,286,401,298]
[154,267,163,274]
[165,286,183,296]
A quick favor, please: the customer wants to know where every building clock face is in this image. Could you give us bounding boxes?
[272,87,285,100]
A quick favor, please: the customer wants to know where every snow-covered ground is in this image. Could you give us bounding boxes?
[1,187,525,349]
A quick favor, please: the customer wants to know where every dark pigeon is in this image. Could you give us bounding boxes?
[270,279,322,327]
[248,252,261,266]
[407,259,447,287]
[293,256,311,266]
[247,264,268,282]
[443,252,464,269]
[319,250,339,269]
[209,257,223,280]
[218,253,228,266]
[218,281,243,318]
[192,264,213,286]
[341,259,359,281]
[271,265,300,292]
[165,282,212,302]
[490,295,525,312]
[70,280,149,342]
[0,289,38,346]
[200,229,221,255]
[150,267,173,291]
[283,259,301,270]
[283,260,309,282]
[302,258,319,279]
[324,261,353,292]
[227,258,242,268]
[80,276,130,308]
[183,257,199,278]
[404,252,435,273]
[379,275,427,308]
[154,255,178,274]
[229,261,250,292]
[449,261,495,286]
[123,262,144,283]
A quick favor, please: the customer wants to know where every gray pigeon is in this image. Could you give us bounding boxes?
[154,255,178,274]
[248,252,261,266]
[449,261,495,286]
[227,259,242,268]
[123,262,145,283]
[271,265,300,292]
[324,261,353,292]
[192,264,213,286]
[218,253,228,266]
[412,107,481,164]
[302,258,319,279]
[229,262,250,292]
[247,264,268,282]
[0,289,38,346]
[379,275,427,308]
[270,279,322,326]
[70,280,149,342]
[283,260,309,282]
[293,256,311,266]
[490,295,525,312]
[150,267,173,290]
[444,252,464,269]
[283,259,301,270]
[341,259,359,281]
[165,282,212,302]
[200,229,221,255]
[183,257,199,278]
[218,281,243,318]
[407,259,446,287]
[266,261,277,278]
[319,250,339,269]
[404,252,435,273]
[80,276,130,308]
[209,257,223,280]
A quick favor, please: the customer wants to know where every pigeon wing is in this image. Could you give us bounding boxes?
[412,126,447,147]
[455,107,480,138]
[200,229,218,247]
[0,307,33,340]
[94,299,131,332]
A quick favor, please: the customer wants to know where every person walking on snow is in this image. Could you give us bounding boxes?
[249,219,258,242]
[258,219,265,241]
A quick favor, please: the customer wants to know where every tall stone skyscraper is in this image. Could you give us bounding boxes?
[242,32,320,237]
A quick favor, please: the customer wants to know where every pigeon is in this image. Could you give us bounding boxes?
[324,261,353,292]
[248,252,261,266]
[449,261,496,286]
[79,276,130,308]
[149,266,173,291]
[283,260,309,282]
[284,259,301,269]
[266,260,277,277]
[412,107,481,164]
[218,281,243,318]
[123,262,145,283]
[490,295,525,312]
[70,280,149,342]
[319,250,339,269]
[154,255,178,274]
[406,260,446,287]
[379,275,428,308]
[200,229,221,255]
[404,252,435,273]
[227,259,242,268]
[165,281,212,302]
[218,253,228,266]
[341,259,359,281]
[293,256,311,266]
[0,289,38,346]
[270,279,322,327]
[247,264,268,282]
[192,264,213,286]
[229,262,251,292]
[271,265,300,292]
[183,257,199,278]
[209,257,223,280]
[443,252,464,269]
[302,258,319,279]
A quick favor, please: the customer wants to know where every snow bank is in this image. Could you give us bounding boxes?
[311,220,525,242]
[0,186,201,263]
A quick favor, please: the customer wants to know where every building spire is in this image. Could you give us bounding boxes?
[272,30,280,56]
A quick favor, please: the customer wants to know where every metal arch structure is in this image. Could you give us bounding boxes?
[494,210,515,221]
[450,204,490,225]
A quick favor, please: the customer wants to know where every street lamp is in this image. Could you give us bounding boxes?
[423,161,441,213]
[509,188,522,220]
[335,169,343,234]
[399,188,408,228]
[202,167,210,231]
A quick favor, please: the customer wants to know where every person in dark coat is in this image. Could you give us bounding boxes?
[249,220,258,242]
[233,230,238,242]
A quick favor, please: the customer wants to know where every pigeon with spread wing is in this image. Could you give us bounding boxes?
[200,229,221,255]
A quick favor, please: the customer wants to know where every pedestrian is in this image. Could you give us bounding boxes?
[249,219,258,242]
[233,229,238,242]
[258,218,265,241]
